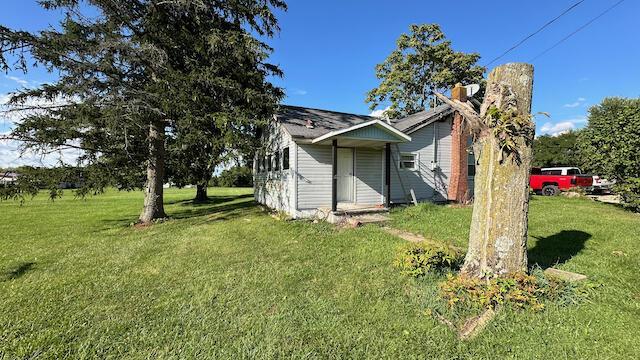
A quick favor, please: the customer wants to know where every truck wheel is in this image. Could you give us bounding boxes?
[542,185,559,196]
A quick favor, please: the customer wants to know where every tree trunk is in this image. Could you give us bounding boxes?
[139,120,167,224]
[195,182,208,202]
[461,63,535,277]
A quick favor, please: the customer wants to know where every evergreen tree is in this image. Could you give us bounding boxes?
[0,0,285,223]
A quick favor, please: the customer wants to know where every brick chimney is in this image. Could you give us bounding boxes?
[447,83,470,203]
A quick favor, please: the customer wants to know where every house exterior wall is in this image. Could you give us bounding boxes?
[253,122,295,214]
[255,115,464,217]
[388,118,453,203]
[295,144,333,211]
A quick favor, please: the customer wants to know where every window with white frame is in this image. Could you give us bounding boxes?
[399,152,418,170]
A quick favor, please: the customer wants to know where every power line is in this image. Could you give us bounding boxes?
[484,0,585,67]
[530,0,626,61]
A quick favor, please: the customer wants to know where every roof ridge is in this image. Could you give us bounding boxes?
[279,104,375,119]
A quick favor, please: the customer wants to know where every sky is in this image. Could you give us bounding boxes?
[1,0,639,167]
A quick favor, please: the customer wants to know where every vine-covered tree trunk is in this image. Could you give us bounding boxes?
[195,182,208,202]
[139,120,167,224]
[461,63,535,277]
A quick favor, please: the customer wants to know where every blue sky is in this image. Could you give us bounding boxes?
[1,0,639,167]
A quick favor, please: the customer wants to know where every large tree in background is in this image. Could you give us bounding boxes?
[533,131,581,168]
[0,0,285,223]
[578,97,640,211]
[366,24,485,119]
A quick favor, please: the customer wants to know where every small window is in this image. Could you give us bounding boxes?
[282,147,290,170]
[399,153,418,170]
[542,169,562,175]
[274,152,280,171]
[566,168,581,175]
[267,154,272,172]
[467,152,476,176]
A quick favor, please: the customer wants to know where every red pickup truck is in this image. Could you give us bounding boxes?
[529,167,593,196]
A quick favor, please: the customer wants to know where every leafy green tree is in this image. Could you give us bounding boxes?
[0,0,285,223]
[578,97,640,211]
[533,131,581,168]
[366,24,485,118]
[216,165,253,188]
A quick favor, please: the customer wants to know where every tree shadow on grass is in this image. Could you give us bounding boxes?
[100,194,258,228]
[170,197,257,221]
[1,262,36,282]
[528,230,591,269]
[165,193,253,206]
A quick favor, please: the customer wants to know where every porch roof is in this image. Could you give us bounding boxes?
[310,119,411,147]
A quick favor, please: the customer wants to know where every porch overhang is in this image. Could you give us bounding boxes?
[310,120,411,147]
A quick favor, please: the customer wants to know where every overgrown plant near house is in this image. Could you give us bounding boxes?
[394,242,462,277]
[438,270,590,313]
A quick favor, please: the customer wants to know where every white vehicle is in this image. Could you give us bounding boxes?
[541,167,613,193]
[540,167,583,176]
[590,175,615,193]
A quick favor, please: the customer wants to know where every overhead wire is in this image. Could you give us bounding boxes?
[530,0,626,61]
[484,0,585,67]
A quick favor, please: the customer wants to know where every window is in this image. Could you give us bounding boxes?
[467,152,476,177]
[267,154,272,172]
[274,152,280,171]
[399,153,418,170]
[542,169,562,175]
[282,147,290,170]
[566,168,581,175]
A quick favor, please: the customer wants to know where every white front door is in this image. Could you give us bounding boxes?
[337,148,354,202]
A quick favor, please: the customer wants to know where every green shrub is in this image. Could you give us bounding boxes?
[578,97,640,211]
[394,242,461,277]
[617,178,640,212]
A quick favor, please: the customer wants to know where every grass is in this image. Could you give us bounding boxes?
[1,188,639,359]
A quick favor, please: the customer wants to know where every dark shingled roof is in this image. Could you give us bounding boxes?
[275,104,454,139]
[392,104,453,133]
[276,105,376,139]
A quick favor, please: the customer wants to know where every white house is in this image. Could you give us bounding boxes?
[253,103,475,219]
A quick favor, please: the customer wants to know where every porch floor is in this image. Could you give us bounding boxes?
[323,203,389,215]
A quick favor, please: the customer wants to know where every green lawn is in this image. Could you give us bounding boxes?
[1,188,639,359]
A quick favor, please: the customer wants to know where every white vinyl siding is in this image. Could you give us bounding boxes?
[253,123,295,213]
[388,118,452,203]
[295,144,333,209]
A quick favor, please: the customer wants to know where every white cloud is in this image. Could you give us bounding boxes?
[563,97,587,108]
[291,88,307,96]
[6,76,29,86]
[0,93,81,168]
[0,137,82,168]
[538,116,587,136]
[369,106,391,119]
